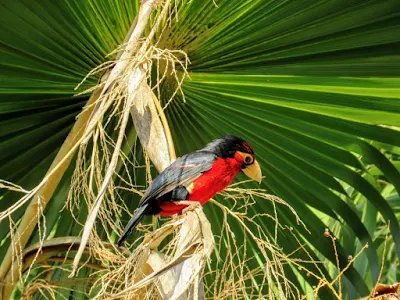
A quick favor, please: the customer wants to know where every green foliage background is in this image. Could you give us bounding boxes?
[0,0,399,299]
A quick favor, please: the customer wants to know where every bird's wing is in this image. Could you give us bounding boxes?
[138,151,217,206]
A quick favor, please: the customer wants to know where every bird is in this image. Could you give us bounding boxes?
[117,135,262,246]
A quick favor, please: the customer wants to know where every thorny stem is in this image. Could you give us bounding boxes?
[288,229,340,299]
[331,235,341,298]
[370,222,390,298]
[297,231,369,299]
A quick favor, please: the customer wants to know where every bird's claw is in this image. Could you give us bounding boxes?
[174,201,201,214]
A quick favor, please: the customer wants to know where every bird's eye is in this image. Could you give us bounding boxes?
[245,156,253,164]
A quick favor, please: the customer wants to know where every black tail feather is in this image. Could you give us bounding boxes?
[117,203,149,247]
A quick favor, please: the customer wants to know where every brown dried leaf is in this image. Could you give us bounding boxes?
[370,283,400,300]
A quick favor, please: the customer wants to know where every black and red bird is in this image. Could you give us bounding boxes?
[117,135,262,246]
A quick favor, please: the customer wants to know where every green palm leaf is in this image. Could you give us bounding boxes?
[1,0,399,298]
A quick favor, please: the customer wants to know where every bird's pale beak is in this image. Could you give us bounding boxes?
[243,159,262,183]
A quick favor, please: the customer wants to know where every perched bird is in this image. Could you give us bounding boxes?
[117,135,262,246]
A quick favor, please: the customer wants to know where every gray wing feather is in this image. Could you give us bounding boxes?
[138,151,217,206]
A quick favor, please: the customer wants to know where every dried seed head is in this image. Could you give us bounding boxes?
[348,255,353,262]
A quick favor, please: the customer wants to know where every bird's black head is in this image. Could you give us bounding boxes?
[201,135,254,158]
[201,135,262,183]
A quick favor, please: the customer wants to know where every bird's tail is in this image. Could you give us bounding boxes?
[117,203,149,247]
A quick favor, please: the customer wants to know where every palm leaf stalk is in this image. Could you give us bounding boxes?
[0,0,176,296]
[0,89,100,298]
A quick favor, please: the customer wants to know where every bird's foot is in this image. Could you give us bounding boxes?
[174,201,202,214]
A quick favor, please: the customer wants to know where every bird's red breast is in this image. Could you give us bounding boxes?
[158,156,243,216]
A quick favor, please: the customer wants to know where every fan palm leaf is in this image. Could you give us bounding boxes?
[0,0,399,298]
